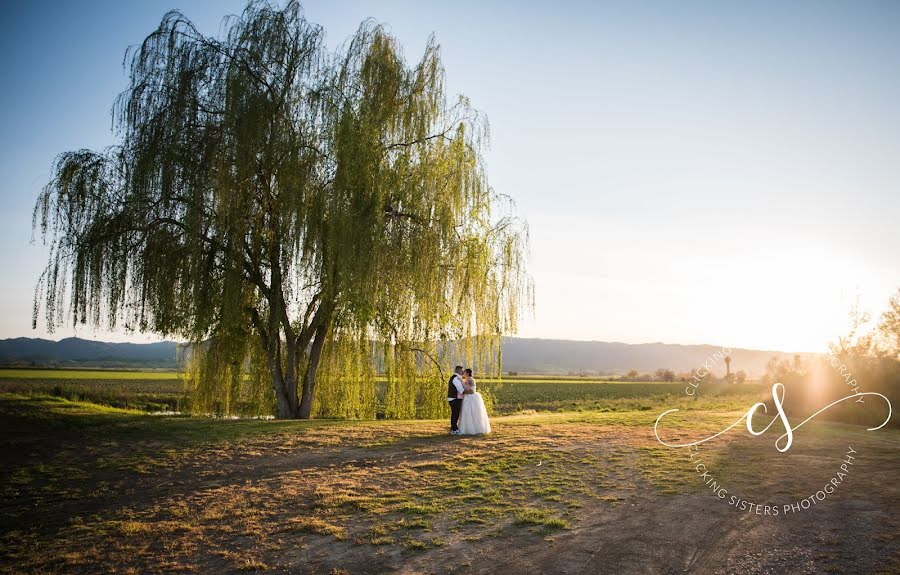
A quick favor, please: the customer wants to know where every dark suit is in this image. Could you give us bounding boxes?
[448,374,463,431]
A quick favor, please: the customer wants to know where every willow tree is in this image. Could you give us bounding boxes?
[33,1,529,419]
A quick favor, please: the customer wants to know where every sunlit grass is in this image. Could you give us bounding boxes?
[1,390,898,574]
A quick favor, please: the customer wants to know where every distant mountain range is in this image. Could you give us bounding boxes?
[499,337,813,376]
[0,336,813,376]
[0,337,181,369]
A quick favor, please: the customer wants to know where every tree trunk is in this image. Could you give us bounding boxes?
[275,397,299,419]
[298,322,328,419]
[271,351,300,419]
[274,378,300,418]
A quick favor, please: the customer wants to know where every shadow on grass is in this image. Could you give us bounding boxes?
[0,394,323,448]
[0,393,469,463]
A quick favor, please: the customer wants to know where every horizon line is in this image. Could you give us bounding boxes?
[0,333,826,356]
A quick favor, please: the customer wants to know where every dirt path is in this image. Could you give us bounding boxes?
[2,414,898,574]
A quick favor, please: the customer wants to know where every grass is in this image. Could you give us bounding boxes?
[0,391,663,572]
[0,368,181,379]
[0,368,643,383]
[0,376,183,412]
[1,371,897,574]
[513,508,569,530]
[285,517,347,539]
[0,367,766,416]
[486,381,766,414]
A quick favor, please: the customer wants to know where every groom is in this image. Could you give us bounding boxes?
[447,365,465,435]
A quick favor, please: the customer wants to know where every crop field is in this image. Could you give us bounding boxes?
[0,368,180,379]
[0,368,766,416]
[0,369,184,413]
[483,381,766,414]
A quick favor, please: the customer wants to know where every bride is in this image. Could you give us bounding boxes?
[458,368,491,435]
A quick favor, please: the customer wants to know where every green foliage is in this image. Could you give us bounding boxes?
[33,1,529,419]
[312,338,377,419]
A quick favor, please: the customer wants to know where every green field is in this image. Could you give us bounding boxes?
[0,368,180,379]
[0,368,766,416]
[482,381,765,414]
[0,369,184,413]
[0,369,631,382]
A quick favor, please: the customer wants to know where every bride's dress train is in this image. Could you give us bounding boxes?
[458,382,491,435]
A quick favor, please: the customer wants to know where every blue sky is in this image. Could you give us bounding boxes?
[2,0,899,352]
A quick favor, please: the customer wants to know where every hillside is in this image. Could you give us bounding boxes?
[0,337,180,368]
[0,336,810,376]
[499,337,812,376]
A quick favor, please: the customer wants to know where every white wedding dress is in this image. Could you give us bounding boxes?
[458,379,491,435]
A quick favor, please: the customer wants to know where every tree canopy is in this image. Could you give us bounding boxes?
[33,1,530,419]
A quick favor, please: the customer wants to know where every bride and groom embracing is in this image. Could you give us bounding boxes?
[447,365,492,435]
